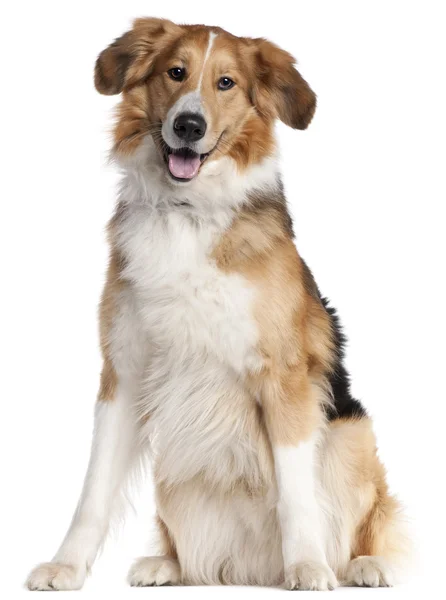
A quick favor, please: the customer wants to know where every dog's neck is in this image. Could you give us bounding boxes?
[114,135,281,222]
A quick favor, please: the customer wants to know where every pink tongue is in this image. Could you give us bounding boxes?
[168,153,201,179]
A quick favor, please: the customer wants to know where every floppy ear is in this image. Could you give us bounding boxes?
[94,18,183,95]
[249,38,316,130]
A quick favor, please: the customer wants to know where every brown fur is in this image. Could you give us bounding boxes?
[94,18,184,95]
[97,219,125,402]
[327,417,408,570]
[94,18,315,171]
[213,188,334,445]
[246,37,316,129]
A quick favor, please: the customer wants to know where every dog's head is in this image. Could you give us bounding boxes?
[95,18,316,184]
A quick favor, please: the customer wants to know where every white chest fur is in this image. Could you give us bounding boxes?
[114,198,266,485]
[115,201,261,375]
[110,142,281,486]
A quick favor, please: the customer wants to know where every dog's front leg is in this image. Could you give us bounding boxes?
[262,366,337,591]
[26,372,140,591]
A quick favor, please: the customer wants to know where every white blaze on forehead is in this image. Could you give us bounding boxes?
[197,31,217,90]
[161,31,218,152]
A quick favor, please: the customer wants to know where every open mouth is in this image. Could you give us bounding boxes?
[163,146,210,182]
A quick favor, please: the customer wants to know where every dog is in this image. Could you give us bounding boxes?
[26,18,409,591]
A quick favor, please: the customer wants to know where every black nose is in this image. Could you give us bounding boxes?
[173,113,207,142]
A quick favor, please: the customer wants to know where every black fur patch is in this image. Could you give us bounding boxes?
[247,178,295,238]
[302,260,367,422]
[322,298,368,421]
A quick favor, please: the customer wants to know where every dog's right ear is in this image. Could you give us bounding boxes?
[247,38,316,130]
[94,18,183,95]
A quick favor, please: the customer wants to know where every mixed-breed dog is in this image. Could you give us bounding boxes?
[26,18,410,591]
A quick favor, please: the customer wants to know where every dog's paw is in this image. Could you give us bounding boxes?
[26,562,86,591]
[284,561,338,591]
[345,556,394,587]
[128,556,181,587]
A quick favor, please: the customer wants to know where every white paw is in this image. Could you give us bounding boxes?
[128,556,181,587]
[26,562,86,591]
[284,561,338,591]
[346,556,394,587]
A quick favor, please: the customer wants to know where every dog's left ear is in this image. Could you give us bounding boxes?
[248,38,316,130]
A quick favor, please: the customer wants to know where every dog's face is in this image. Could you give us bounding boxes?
[95,19,316,184]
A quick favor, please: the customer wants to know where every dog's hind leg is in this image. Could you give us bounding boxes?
[346,487,410,587]
[321,416,411,588]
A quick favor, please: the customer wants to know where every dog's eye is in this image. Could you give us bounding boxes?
[168,67,186,82]
[218,77,235,91]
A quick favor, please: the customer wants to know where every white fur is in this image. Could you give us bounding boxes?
[120,137,283,585]
[113,138,276,489]
[128,556,181,587]
[346,556,395,587]
[117,133,280,203]
[274,439,338,590]
[27,385,141,590]
[156,478,283,585]
[104,138,284,585]
[197,31,217,89]
[285,561,338,591]
[274,441,327,568]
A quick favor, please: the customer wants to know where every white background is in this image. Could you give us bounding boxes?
[1,0,445,597]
